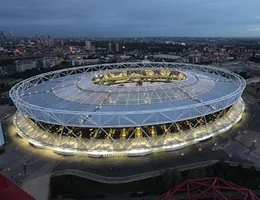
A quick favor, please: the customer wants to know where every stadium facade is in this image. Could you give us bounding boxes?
[10,62,246,157]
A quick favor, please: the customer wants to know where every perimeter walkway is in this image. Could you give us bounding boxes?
[246,77,260,84]
[22,174,50,200]
[21,159,260,200]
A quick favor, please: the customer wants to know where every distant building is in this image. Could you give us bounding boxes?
[36,40,42,46]
[100,57,113,63]
[16,60,37,72]
[91,45,96,53]
[108,43,112,52]
[85,41,92,51]
[60,40,64,46]
[119,55,132,60]
[115,43,120,52]
[188,54,201,64]
[48,39,54,47]
[203,46,217,53]
[70,59,99,66]
[153,54,182,62]
[68,55,89,60]
[0,65,16,76]
[9,30,14,38]
[39,57,63,68]
[0,66,6,76]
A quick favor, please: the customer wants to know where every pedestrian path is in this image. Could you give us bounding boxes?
[22,174,50,200]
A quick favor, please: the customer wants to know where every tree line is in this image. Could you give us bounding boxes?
[50,161,260,198]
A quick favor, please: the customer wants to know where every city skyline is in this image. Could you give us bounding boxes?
[1,0,260,37]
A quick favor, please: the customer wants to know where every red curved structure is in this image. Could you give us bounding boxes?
[0,173,34,200]
[158,177,259,200]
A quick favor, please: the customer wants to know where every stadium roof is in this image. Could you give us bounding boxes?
[10,62,245,127]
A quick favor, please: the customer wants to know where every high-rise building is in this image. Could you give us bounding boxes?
[16,60,37,72]
[91,45,96,53]
[48,39,54,47]
[0,31,6,39]
[85,41,92,51]
[60,40,64,46]
[9,30,14,38]
[115,43,120,52]
[108,43,112,52]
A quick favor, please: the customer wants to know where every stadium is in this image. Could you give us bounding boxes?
[10,62,246,157]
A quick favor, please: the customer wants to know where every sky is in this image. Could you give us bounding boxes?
[1,0,260,37]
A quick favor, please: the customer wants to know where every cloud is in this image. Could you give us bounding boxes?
[1,0,260,37]
[249,27,260,31]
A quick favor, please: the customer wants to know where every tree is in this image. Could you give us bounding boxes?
[161,168,183,191]
[187,169,198,179]
[213,160,229,179]
[186,167,207,180]
[238,71,251,79]
[236,164,246,186]
[205,166,214,177]
[150,177,164,193]
[171,169,183,186]
[162,169,174,191]
[196,167,207,178]
[246,166,259,188]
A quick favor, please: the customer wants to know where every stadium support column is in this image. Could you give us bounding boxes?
[120,128,127,139]
[151,126,157,137]
[135,127,143,138]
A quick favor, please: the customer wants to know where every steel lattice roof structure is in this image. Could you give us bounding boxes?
[158,177,259,200]
[10,62,246,157]
[10,62,245,128]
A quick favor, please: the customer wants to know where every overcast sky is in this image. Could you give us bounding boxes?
[1,0,260,37]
